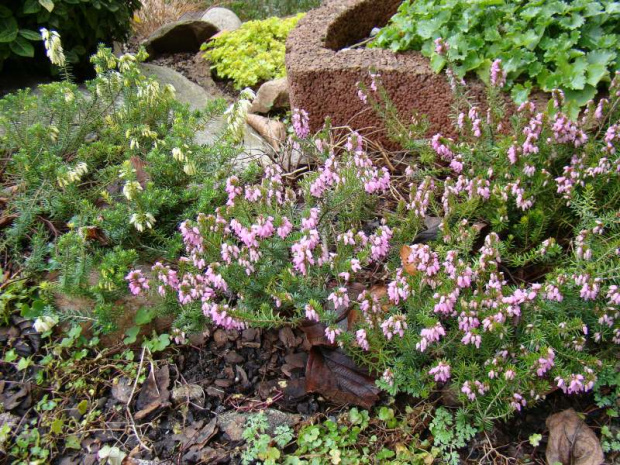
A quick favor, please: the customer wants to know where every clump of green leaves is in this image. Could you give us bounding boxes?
[240,406,436,464]
[374,0,620,106]
[428,408,476,465]
[0,0,140,73]
[201,14,304,89]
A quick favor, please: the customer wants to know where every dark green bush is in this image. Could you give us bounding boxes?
[0,0,140,73]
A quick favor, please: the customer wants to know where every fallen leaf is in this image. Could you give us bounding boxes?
[134,365,170,420]
[305,347,380,409]
[400,245,417,275]
[111,377,133,404]
[545,408,604,465]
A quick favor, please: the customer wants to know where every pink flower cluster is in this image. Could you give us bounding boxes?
[126,270,150,296]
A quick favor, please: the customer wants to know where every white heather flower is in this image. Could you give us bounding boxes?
[172,147,186,162]
[123,181,143,200]
[33,315,59,333]
[40,28,66,67]
[183,162,197,176]
[130,213,156,232]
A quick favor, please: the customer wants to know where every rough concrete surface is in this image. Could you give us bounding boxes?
[285,0,491,147]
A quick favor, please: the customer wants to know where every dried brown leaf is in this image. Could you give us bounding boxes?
[545,409,604,465]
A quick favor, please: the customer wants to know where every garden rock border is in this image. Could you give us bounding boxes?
[285,0,488,146]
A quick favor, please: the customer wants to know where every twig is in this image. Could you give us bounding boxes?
[126,346,152,452]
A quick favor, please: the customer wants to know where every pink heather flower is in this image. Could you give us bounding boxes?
[364,167,391,194]
[356,329,370,351]
[429,362,451,383]
[490,59,507,88]
[433,289,459,316]
[225,176,242,206]
[358,290,381,316]
[277,217,293,239]
[382,368,394,387]
[325,326,342,344]
[357,84,368,104]
[536,348,555,377]
[405,244,441,277]
[292,108,310,139]
[350,258,362,272]
[607,285,620,305]
[416,322,445,351]
[387,271,411,304]
[461,381,476,401]
[221,242,240,264]
[291,229,320,275]
[328,287,350,309]
[508,144,519,164]
[381,314,407,340]
[203,302,245,331]
[552,112,588,146]
[461,331,482,348]
[407,177,435,218]
[504,369,516,381]
[305,303,320,322]
[595,99,608,120]
[431,134,454,161]
[301,208,320,231]
[369,225,393,262]
[544,284,563,302]
[180,221,204,254]
[369,71,380,92]
[252,215,275,239]
[457,267,474,288]
[511,393,527,412]
[604,123,619,153]
[491,59,506,88]
[126,270,149,296]
[434,37,448,55]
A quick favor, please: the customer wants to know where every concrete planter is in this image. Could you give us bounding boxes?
[285,0,488,147]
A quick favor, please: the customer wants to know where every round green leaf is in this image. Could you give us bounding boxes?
[0,16,18,43]
[10,36,35,57]
[39,0,55,13]
[19,29,43,41]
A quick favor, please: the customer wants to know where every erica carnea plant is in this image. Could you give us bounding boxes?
[129,57,620,422]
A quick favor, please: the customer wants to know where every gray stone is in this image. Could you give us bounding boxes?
[143,20,219,57]
[217,409,301,442]
[250,77,290,114]
[200,7,242,33]
[139,63,273,167]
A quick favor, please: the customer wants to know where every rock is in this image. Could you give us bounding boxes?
[200,7,242,33]
[242,328,259,342]
[143,20,219,57]
[139,63,274,169]
[139,63,219,112]
[213,329,228,348]
[172,384,204,403]
[224,351,244,364]
[111,377,133,404]
[250,78,290,114]
[246,114,287,151]
[217,409,301,441]
[546,409,604,465]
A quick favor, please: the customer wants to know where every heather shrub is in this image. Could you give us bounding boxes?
[0,0,140,73]
[201,14,304,89]
[0,44,245,327]
[130,62,619,422]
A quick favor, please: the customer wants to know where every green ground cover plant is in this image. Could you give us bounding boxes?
[201,14,304,89]
[373,0,620,109]
[224,0,321,21]
[0,43,244,329]
[0,0,140,73]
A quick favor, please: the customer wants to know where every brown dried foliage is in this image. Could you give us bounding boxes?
[133,0,208,40]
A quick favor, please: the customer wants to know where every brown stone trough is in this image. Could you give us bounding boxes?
[285,0,486,147]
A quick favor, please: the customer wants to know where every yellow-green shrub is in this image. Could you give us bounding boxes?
[201,14,303,89]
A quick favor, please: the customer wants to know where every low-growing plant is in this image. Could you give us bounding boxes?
[0,41,245,327]
[373,0,620,109]
[131,56,620,427]
[240,406,435,464]
[201,14,304,89]
[0,0,140,73]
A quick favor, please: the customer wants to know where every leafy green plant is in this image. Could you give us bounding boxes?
[429,407,476,465]
[240,406,435,464]
[374,0,620,106]
[0,0,140,73]
[201,14,304,89]
[224,0,320,21]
